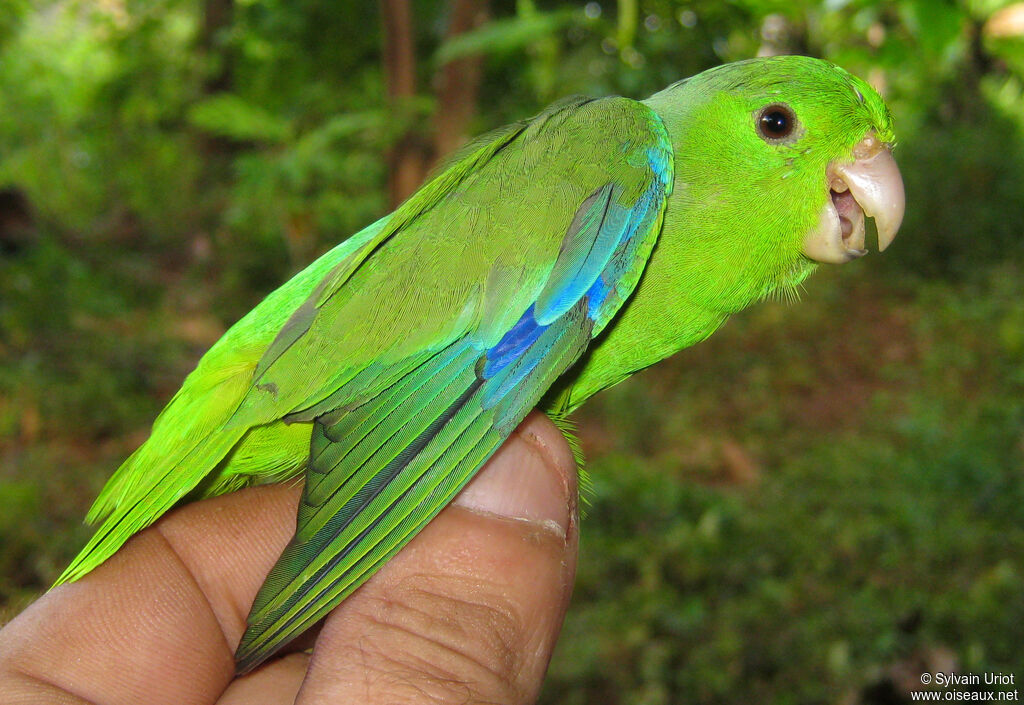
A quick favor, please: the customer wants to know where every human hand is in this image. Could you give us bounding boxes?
[0,412,578,705]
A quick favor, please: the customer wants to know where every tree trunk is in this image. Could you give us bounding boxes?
[200,0,234,95]
[380,0,489,206]
[381,0,431,207]
[197,0,236,161]
[434,0,489,160]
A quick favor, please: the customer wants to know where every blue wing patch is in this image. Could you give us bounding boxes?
[534,183,624,324]
[481,304,549,379]
[484,131,673,384]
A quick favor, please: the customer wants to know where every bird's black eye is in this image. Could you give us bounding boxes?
[756,103,797,142]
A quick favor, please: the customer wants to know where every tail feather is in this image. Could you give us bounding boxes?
[55,426,247,585]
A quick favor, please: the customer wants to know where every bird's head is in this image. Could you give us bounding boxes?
[643,55,905,313]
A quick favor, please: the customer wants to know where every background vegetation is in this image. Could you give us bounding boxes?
[2,1,1023,703]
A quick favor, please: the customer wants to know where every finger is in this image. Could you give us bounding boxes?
[216,653,309,705]
[0,482,303,705]
[294,411,579,705]
[0,412,578,705]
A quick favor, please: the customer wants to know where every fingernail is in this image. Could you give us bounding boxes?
[454,414,576,539]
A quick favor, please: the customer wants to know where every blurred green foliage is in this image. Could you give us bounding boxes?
[1,1,1023,703]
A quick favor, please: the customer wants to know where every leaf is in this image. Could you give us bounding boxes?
[187,93,293,143]
[434,10,578,65]
[900,0,967,60]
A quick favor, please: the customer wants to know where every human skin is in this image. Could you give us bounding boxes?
[0,412,578,705]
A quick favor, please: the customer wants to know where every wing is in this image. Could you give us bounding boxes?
[57,107,556,587]
[234,97,674,671]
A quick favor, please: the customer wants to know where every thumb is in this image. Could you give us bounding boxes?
[291,411,580,705]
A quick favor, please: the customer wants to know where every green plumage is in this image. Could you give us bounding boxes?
[56,56,898,673]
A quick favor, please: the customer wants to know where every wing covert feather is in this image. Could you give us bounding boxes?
[229,96,672,426]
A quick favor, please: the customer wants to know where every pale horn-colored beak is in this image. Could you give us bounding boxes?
[802,133,905,264]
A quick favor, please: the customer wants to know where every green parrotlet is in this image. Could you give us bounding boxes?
[56,55,906,673]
